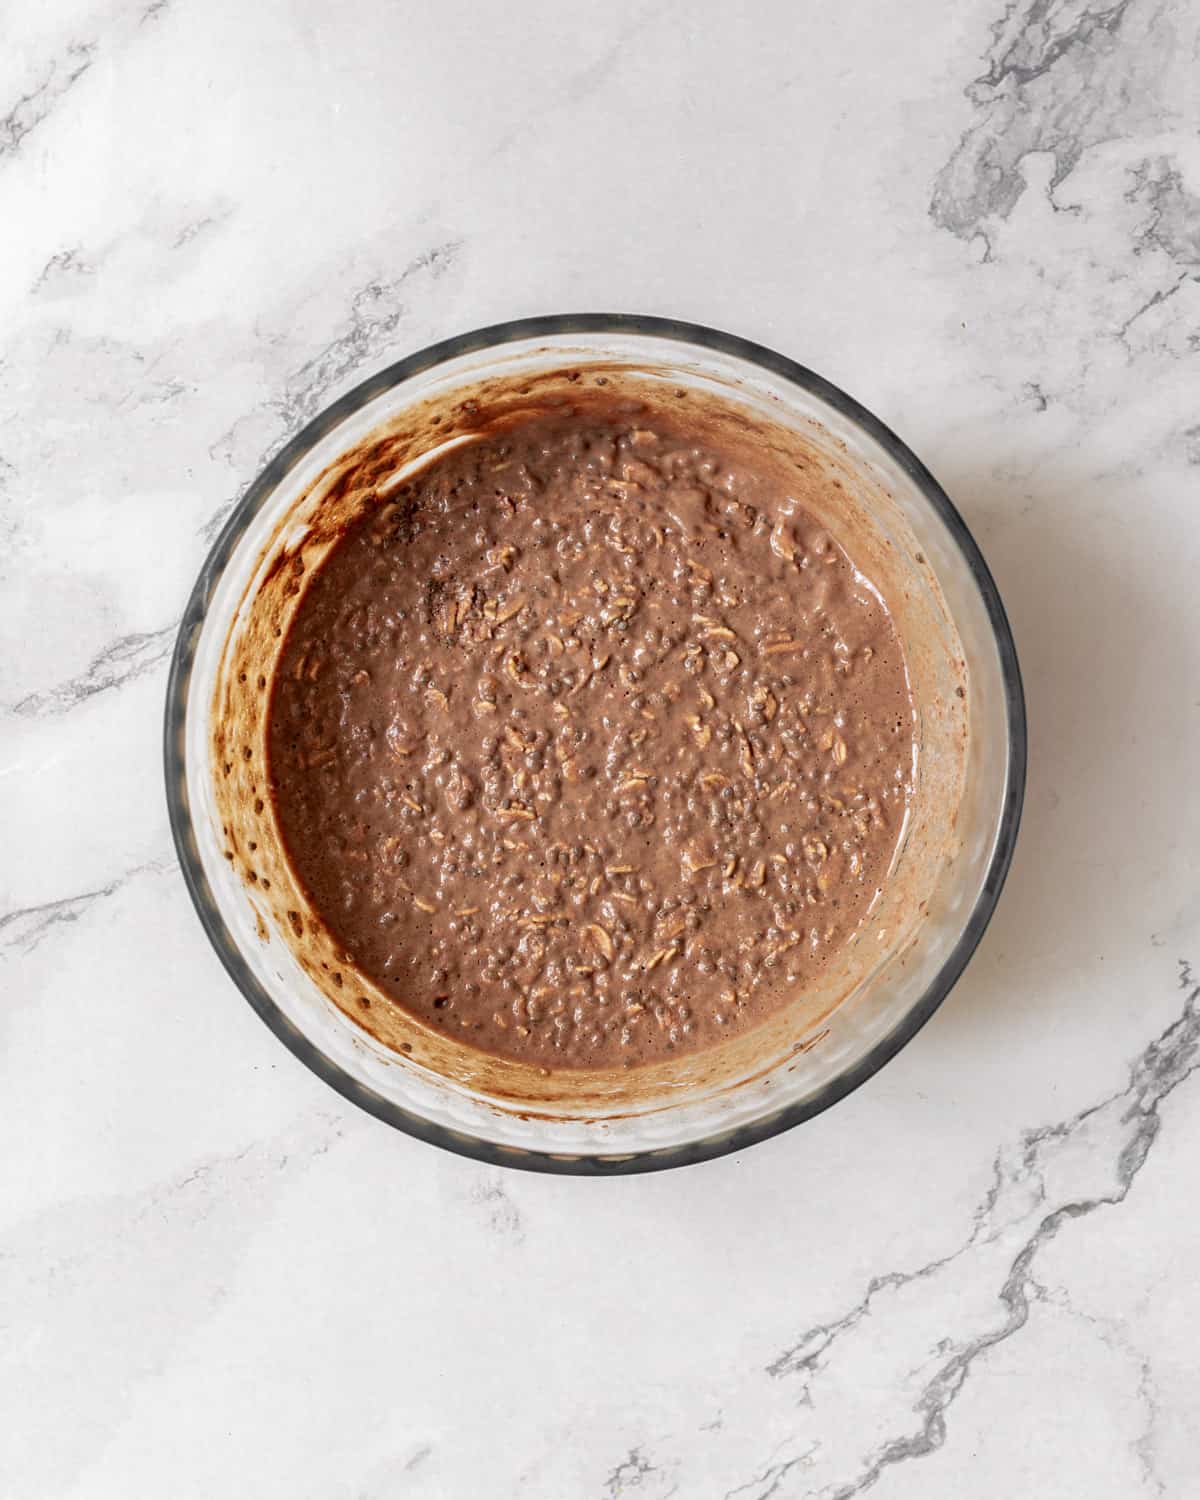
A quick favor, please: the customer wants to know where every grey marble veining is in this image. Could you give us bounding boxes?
[2,1,1199,1495]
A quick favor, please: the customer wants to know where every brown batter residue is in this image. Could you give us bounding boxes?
[266,402,916,1067]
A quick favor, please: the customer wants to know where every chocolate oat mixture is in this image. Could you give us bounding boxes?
[267,402,916,1066]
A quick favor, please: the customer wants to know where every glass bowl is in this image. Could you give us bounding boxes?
[164,315,1025,1174]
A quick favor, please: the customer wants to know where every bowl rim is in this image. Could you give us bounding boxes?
[163,313,1026,1175]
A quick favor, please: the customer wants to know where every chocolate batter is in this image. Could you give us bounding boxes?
[266,402,916,1067]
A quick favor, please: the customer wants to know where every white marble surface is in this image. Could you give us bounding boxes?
[3,1,1199,1495]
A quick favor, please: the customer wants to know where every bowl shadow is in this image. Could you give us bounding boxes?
[916,459,1193,1049]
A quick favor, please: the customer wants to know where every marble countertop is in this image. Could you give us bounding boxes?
[4,1,1199,1495]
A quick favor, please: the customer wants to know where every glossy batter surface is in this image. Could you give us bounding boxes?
[267,407,916,1066]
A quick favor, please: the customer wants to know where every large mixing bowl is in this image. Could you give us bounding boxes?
[164,315,1025,1174]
